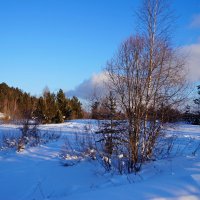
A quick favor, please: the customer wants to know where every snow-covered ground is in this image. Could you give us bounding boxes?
[0,120,200,200]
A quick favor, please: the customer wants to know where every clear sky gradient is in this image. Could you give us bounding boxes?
[0,0,200,96]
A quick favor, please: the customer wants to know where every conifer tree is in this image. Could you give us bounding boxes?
[70,96,83,119]
[56,89,71,120]
[43,91,58,123]
[34,97,46,124]
[53,109,64,123]
[91,101,100,119]
[0,82,83,123]
[193,85,200,125]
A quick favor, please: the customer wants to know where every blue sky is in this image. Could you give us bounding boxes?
[0,0,200,96]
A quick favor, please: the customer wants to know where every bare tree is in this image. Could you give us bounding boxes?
[105,0,187,172]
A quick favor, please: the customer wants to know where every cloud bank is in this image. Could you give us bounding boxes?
[181,43,200,82]
[67,44,200,100]
[66,72,108,100]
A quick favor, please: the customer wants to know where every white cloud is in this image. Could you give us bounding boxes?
[66,72,109,100]
[181,43,200,82]
[190,14,200,28]
[67,44,200,100]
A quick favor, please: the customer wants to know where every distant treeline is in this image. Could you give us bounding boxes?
[0,82,83,123]
[1,82,200,125]
[183,85,200,125]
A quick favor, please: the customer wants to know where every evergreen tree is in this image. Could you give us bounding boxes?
[56,89,71,120]
[91,101,100,119]
[0,82,36,120]
[70,96,83,119]
[18,92,36,120]
[95,91,124,170]
[194,85,200,111]
[193,85,200,125]
[183,105,192,124]
[53,109,64,123]
[0,82,83,124]
[102,91,116,120]
[34,97,46,124]
[43,91,58,123]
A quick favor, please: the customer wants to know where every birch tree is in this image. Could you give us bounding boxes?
[105,0,187,172]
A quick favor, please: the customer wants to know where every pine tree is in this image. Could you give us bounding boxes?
[57,89,66,112]
[70,96,83,119]
[18,92,36,120]
[194,85,200,111]
[43,91,58,123]
[193,85,200,125]
[91,101,100,119]
[56,89,71,120]
[34,97,46,124]
[0,83,83,124]
[95,91,124,171]
[103,91,116,120]
[0,83,37,120]
[53,109,64,123]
